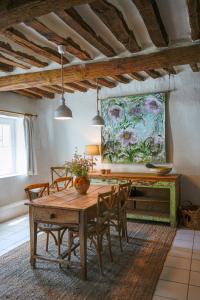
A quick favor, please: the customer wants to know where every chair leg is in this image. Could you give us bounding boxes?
[58,230,61,256]
[106,226,113,262]
[97,235,103,275]
[118,220,123,252]
[124,211,129,243]
[46,232,49,252]
[67,230,73,263]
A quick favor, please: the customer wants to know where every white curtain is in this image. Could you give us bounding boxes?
[23,115,37,175]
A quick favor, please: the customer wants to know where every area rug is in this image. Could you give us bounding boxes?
[0,222,176,300]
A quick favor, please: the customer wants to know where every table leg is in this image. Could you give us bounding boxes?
[29,206,38,267]
[79,210,87,280]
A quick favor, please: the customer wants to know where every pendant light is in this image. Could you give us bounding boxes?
[54,45,72,120]
[91,80,104,127]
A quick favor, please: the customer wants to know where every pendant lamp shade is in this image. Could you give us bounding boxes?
[54,45,73,120]
[91,111,105,126]
[54,96,72,120]
[91,81,104,127]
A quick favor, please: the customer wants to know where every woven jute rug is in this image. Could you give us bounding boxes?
[0,222,176,300]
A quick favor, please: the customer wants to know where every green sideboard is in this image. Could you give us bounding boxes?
[89,172,181,227]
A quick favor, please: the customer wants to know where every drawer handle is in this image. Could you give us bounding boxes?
[50,213,56,219]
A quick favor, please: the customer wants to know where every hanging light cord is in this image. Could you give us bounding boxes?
[96,78,99,115]
[61,50,65,104]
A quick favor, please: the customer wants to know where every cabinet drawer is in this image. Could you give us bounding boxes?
[33,207,79,224]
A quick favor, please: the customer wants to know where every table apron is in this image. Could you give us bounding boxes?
[32,206,79,224]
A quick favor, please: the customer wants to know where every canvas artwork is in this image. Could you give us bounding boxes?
[101,93,166,164]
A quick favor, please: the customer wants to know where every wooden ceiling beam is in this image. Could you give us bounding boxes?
[190,63,199,72]
[25,19,91,61]
[0,44,199,91]
[128,73,145,81]
[76,80,97,89]
[0,41,48,68]
[64,83,88,92]
[56,9,116,57]
[111,75,131,84]
[187,0,200,40]
[27,87,55,99]
[0,53,30,70]
[145,69,162,78]
[38,85,62,94]
[13,89,42,99]
[0,63,14,72]
[95,78,117,88]
[56,84,75,93]
[0,1,96,31]
[163,67,177,74]
[90,0,140,52]
[132,0,168,47]
[2,28,69,64]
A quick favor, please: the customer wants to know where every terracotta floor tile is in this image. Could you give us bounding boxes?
[155,280,188,300]
[160,267,189,284]
[188,285,200,300]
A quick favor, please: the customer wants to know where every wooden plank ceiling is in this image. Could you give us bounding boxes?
[0,0,199,99]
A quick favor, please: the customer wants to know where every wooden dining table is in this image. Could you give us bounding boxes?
[26,184,113,280]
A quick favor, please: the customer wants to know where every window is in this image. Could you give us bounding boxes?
[0,115,27,177]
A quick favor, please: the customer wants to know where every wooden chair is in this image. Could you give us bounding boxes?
[118,181,132,242]
[25,183,67,256]
[108,182,131,252]
[51,166,69,183]
[67,189,115,275]
[54,176,73,192]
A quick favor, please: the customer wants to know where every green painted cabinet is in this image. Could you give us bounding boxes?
[89,172,181,227]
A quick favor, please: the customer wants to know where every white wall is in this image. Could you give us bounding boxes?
[52,69,200,204]
[0,93,56,220]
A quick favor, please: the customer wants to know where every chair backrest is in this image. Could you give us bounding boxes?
[25,183,49,201]
[118,181,132,208]
[97,188,116,224]
[50,166,69,183]
[54,176,73,192]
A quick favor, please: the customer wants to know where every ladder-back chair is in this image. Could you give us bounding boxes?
[25,183,68,256]
[54,176,73,192]
[67,188,115,275]
[50,166,69,183]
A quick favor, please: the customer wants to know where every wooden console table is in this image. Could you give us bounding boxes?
[89,172,181,227]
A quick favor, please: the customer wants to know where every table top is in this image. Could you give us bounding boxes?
[26,185,113,211]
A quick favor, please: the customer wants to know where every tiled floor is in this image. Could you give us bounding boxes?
[0,215,200,300]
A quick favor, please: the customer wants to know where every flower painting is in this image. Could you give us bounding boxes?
[101,93,166,164]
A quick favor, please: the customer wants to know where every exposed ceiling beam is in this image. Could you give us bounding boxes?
[56,8,116,57]
[40,85,63,94]
[132,0,168,47]
[25,19,91,61]
[28,87,55,98]
[76,80,97,89]
[13,89,42,99]
[145,69,162,78]
[0,44,199,91]
[0,53,30,70]
[0,63,14,72]
[0,0,96,31]
[64,82,88,92]
[95,78,117,88]
[128,73,145,81]
[187,0,200,40]
[163,67,177,75]
[190,63,199,71]
[2,28,69,64]
[56,84,75,93]
[0,41,48,68]
[111,75,131,84]
[89,0,140,52]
